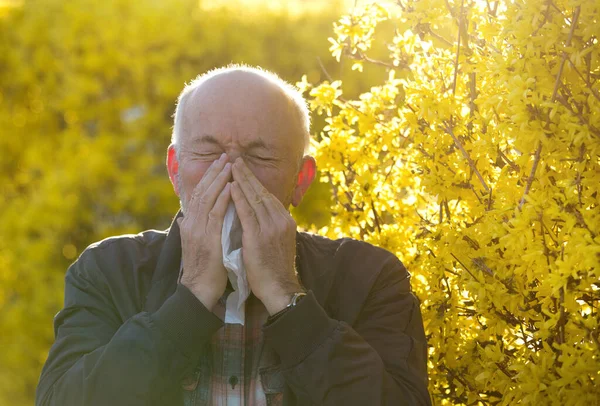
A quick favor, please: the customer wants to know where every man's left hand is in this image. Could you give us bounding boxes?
[230,158,304,315]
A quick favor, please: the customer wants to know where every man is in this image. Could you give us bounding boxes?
[36,65,431,405]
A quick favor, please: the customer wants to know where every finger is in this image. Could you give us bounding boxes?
[196,162,232,223]
[265,191,289,217]
[230,180,259,234]
[232,159,272,222]
[261,193,297,237]
[241,165,291,225]
[188,153,228,206]
[235,158,271,198]
[189,153,227,203]
[206,182,231,234]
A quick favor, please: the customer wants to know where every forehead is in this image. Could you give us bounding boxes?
[187,125,273,153]
[180,74,304,153]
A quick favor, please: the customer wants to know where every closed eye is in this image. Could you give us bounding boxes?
[248,155,275,162]
[195,152,222,159]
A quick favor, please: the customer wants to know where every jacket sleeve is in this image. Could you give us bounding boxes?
[35,250,223,406]
[263,256,431,406]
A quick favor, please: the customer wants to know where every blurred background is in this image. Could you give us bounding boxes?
[0,0,393,404]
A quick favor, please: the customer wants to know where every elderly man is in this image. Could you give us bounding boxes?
[36,65,431,405]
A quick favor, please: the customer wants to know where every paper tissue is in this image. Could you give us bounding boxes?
[221,201,250,325]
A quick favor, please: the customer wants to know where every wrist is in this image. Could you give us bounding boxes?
[181,282,220,311]
[261,286,306,316]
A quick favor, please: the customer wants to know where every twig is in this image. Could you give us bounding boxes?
[566,54,600,104]
[468,72,477,133]
[557,287,566,345]
[442,273,453,299]
[518,143,542,210]
[346,51,397,69]
[444,198,452,221]
[557,85,600,138]
[451,0,465,95]
[551,6,581,103]
[371,200,382,234]
[541,218,559,245]
[316,57,334,82]
[497,148,520,172]
[472,257,493,277]
[451,253,480,282]
[445,123,490,192]
[531,0,552,37]
[426,27,454,48]
[444,0,457,19]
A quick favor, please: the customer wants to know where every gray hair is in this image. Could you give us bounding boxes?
[171,64,311,156]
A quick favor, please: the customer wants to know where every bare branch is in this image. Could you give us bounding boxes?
[316,57,334,82]
[346,51,397,69]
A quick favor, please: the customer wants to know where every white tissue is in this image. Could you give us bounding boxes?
[221,202,250,325]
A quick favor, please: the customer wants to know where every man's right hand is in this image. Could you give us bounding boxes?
[177,153,232,311]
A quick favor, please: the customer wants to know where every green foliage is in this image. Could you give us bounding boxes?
[0,0,346,403]
[304,1,600,404]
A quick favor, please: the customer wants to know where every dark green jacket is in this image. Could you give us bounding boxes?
[36,213,431,405]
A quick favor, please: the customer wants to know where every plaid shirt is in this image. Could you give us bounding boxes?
[182,287,283,406]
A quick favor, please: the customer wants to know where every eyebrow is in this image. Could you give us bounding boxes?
[190,134,271,151]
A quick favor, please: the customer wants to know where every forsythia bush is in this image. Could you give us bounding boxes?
[302,1,599,404]
[0,1,341,404]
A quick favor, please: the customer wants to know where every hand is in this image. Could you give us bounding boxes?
[230,158,304,315]
[177,153,232,311]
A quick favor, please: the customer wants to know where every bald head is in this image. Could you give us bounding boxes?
[172,65,310,159]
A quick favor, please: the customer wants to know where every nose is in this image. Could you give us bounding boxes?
[224,153,240,183]
[224,150,241,163]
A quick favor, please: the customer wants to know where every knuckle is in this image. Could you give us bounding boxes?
[207,209,219,223]
[192,184,205,197]
[198,194,210,206]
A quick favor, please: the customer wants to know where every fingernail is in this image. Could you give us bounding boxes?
[220,153,227,162]
[224,162,231,171]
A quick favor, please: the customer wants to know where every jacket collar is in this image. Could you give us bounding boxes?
[144,211,183,313]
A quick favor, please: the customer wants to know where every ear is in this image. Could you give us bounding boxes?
[291,156,316,207]
[166,144,181,197]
